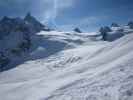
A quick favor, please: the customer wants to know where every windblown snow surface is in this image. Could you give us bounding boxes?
[0,30,133,100]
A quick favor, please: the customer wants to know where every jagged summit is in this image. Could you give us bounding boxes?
[0,13,50,36]
[24,12,45,32]
[24,12,38,24]
[24,12,32,20]
[0,16,10,22]
[111,22,119,27]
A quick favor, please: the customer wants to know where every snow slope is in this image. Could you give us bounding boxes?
[0,30,133,100]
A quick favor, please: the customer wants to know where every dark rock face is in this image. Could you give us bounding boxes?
[106,32,124,42]
[99,26,112,41]
[99,26,126,41]
[74,28,82,33]
[128,21,133,29]
[0,52,10,71]
[0,17,27,39]
[0,13,49,71]
[0,17,26,39]
[111,23,119,27]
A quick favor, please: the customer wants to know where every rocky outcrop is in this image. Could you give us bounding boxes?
[128,21,133,29]
[0,13,50,71]
[73,27,82,33]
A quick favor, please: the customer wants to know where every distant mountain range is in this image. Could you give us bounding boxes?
[0,14,133,72]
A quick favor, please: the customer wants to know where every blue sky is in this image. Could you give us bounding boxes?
[0,0,133,32]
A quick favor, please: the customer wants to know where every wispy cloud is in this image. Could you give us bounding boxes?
[44,0,76,26]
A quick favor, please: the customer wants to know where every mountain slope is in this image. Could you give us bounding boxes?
[0,29,133,100]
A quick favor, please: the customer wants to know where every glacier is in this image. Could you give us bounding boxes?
[0,25,133,100]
